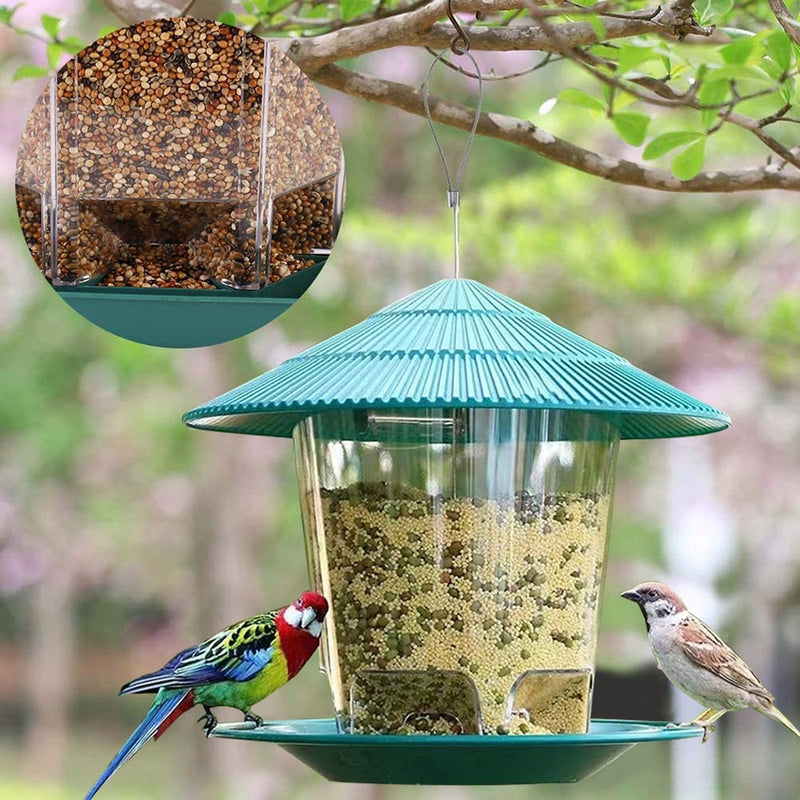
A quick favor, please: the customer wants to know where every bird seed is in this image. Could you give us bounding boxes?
[15,18,341,289]
[317,483,609,735]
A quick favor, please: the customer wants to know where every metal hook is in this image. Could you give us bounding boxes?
[445,0,470,54]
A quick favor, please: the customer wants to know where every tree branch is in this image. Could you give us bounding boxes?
[314,63,800,192]
[284,7,671,74]
[284,0,520,72]
[767,0,800,46]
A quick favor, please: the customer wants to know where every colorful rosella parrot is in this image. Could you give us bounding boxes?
[84,591,329,800]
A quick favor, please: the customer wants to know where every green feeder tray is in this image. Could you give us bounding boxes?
[55,260,324,348]
[211,718,703,784]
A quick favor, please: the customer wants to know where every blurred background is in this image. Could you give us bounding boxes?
[2,2,800,799]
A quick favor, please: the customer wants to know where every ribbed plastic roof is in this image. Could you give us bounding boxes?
[183,279,730,439]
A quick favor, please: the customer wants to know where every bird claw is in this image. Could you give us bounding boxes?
[197,710,218,737]
[244,712,263,728]
[700,724,716,744]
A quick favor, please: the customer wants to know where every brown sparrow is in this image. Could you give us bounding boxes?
[622,581,800,742]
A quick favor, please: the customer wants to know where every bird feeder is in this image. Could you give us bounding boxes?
[15,18,344,346]
[182,38,723,782]
[183,278,726,782]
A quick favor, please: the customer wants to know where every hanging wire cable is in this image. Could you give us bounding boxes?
[422,47,484,279]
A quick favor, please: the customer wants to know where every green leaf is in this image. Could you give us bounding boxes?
[720,35,756,65]
[592,44,620,60]
[643,131,704,160]
[780,77,797,104]
[218,11,237,25]
[585,14,606,40]
[765,31,793,72]
[305,3,330,18]
[698,80,730,129]
[612,112,651,146]
[251,0,290,12]
[12,63,50,81]
[558,88,605,112]
[45,41,63,68]
[671,138,706,180]
[60,35,85,55]
[719,27,756,38]
[705,64,772,84]
[0,3,22,26]
[695,0,733,24]
[40,13,61,39]
[340,0,374,20]
[617,44,657,76]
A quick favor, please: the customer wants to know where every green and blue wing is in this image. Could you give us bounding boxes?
[120,612,279,694]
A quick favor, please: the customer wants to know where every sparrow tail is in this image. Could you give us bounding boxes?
[83,688,194,800]
[759,703,800,739]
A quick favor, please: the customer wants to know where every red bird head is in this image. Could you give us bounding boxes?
[281,591,329,638]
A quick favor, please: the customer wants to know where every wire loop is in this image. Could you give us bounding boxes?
[422,50,484,204]
[422,49,484,278]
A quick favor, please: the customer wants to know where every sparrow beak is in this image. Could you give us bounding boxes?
[620,589,641,603]
[300,606,317,629]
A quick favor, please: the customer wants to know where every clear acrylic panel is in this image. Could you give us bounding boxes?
[265,45,342,197]
[15,84,52,278]
[294,408,620,736]
[53,19,263,287]
[18,21,344,291]
[267,173,342,282]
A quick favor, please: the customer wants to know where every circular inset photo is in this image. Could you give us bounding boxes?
[15,17,344,348]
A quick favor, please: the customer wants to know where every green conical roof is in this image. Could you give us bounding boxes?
[183,279,730,439]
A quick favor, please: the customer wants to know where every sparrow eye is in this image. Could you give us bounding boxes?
[648,590,657,598]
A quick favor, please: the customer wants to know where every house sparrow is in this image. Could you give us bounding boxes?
[622,581,800,743]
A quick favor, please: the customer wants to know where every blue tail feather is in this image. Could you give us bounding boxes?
[83,689,191,800]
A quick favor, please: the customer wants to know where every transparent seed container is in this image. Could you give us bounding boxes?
[294,407,619,736]
[16,18,343,291]
[16,88,53,277]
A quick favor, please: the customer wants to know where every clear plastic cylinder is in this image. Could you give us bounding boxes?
[294,407,620,736]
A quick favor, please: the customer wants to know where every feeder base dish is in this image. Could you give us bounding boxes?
[54,260,323,347]
[210,717,702,784]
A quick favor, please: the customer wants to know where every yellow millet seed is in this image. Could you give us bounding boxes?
[315,483,609,735]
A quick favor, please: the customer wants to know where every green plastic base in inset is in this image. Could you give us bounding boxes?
[54,262,324,348]
[211,718,703,785]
